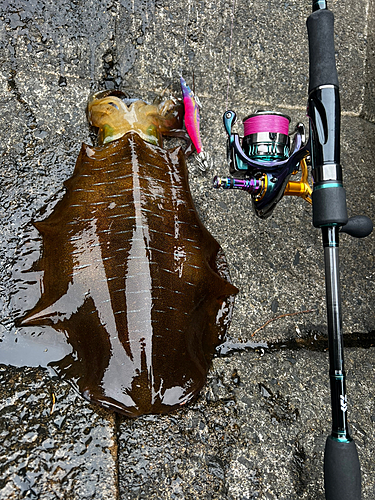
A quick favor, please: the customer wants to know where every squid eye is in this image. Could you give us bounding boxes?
[108,102,119,110]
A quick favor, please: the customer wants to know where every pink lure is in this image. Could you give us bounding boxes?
[180,76,202,154]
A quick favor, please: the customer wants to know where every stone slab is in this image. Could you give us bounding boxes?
[0,1,374,499]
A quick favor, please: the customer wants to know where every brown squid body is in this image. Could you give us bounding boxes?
[18,92,238,417]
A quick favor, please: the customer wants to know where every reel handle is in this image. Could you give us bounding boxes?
[213,175,263,194]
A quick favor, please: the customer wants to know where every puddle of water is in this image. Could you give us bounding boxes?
[217,330,375,356]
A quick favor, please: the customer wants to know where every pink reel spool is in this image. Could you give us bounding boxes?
[243,111,290,136]
[242,111,291,161]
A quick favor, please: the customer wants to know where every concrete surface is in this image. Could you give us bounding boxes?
[362,0,375,121]
[0,0,374,499]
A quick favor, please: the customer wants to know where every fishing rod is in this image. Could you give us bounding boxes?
[213,1,372,499]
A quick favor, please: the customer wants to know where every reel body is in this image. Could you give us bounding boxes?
[214,109,311,218]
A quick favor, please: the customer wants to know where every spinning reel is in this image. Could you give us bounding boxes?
[214,107,373,240]
[214,109,311,218]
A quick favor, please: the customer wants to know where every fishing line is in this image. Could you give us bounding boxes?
[176,0,209,172]
[177,0,201,106]
[226,0,236,109]
[243,113,290,135]
[179,0,192,77]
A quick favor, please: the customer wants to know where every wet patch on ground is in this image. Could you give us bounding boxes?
[217,330,375,356]
[0,365,118,500]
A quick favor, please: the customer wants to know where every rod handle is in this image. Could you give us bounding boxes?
[307,9,339,92]
[324,437,361,500]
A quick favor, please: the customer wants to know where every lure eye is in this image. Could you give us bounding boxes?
[108,101,119,110]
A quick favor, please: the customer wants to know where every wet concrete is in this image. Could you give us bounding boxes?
[0,365,118,499]
[363,0,375,121]
[0,0,374,499]
[117,346,375,500]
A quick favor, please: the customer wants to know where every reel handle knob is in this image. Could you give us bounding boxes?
[340,215,373,238]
